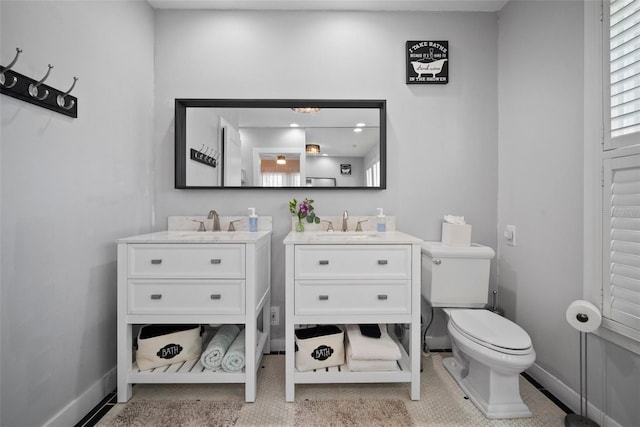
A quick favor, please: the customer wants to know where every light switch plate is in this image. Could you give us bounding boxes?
[504,225,516,246]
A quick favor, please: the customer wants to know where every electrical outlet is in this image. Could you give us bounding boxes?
[270,306,280,326]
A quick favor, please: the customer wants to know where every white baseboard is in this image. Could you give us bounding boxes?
[44,367,117,427]
[527,362,623,427]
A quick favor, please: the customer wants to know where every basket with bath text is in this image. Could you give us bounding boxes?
[294,325,344,371]
[135,324,203,370]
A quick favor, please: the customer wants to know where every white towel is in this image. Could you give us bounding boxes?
[345,341,399,372]
[221,328,246,372]
[200,324,240,371]
[345,324,401,361]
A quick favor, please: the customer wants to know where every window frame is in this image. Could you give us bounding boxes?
[585,0,640,355]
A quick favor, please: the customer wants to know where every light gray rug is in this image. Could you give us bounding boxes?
[294,399,412,426]
[106,399,243,427]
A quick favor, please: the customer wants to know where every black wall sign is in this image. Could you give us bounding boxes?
[406,41,449,84]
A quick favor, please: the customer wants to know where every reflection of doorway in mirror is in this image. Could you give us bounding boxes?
[252,147,306,187]
[220,117,242,186]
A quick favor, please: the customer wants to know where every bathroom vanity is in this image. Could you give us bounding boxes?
[283,231,423,401]
[116,230,271,403]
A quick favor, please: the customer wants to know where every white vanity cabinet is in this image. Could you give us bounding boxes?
[116,231,271,403]
[283,231,422,402]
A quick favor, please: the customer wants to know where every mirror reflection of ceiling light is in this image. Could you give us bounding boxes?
[291,107,321,113]
[290,123,299,127]
[305,144,320,154]
[356,122,366,127]
[353,128,363,133]
[276,155,286,165]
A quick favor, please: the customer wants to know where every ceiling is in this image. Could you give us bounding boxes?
[147,0,509,12]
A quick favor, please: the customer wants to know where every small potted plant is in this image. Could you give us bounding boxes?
[289,198,320,232]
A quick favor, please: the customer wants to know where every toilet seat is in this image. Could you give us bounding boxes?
[449,309,532,355]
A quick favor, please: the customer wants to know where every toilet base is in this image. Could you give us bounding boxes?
[443,356,533,419]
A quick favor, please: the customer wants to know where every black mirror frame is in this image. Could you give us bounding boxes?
[175,98,387,190]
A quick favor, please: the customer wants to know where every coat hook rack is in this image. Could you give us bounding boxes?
[190,147,217,168]
[0,48,78,118]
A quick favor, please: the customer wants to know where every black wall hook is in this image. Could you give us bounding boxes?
[57,77,78,109]
[28,64,53,101]
[0,48,22,88]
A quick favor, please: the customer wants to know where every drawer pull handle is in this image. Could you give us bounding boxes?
[210,294,221,300]
[319,260,329,265]
[319,295,329,301]
[378,294,388,300]
[377,259,388,265]
[150,294,162,300]
[211,259,222,264]
[150,259,162,265]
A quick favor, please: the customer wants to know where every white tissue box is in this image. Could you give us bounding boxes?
[135,324,202,370]
[295,325,344,372]
[442,223,472,247]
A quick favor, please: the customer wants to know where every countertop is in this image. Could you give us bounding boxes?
[116,230,271,244]
[283,230,423,245]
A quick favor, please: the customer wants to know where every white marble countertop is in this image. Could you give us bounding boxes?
[283,230,423,245]
[117,230,271,244]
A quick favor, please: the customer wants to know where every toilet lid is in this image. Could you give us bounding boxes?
[449,310,532,353]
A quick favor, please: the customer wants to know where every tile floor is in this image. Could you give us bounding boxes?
[77,352,571,427]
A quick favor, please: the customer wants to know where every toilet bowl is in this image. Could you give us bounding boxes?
[420,242,536,419]
[442,308,536,419]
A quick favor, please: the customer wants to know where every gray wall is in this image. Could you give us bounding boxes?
[498,1,639,426]
[2,2,636,427]
[0,1,155,426]
[153,9,500,350]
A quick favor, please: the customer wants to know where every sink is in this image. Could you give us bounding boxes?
[313,232,380,241]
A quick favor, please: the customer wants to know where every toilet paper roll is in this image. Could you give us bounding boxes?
[565,300,602,333]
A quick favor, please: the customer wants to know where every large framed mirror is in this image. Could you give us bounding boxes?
[175,99,386,189]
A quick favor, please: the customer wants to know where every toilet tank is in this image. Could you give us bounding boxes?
[421,242,495,308]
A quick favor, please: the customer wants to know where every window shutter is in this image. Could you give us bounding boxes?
[607,0,640,149]
[603,152,640,332]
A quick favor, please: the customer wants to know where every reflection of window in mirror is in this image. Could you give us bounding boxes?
[260,155,301,187]
[366,160,381,187]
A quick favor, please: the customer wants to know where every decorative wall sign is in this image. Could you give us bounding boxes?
[340,164,352,175]
[406,41,449,84]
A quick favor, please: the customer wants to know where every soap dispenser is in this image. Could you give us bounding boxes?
[248,208,258,232]
[376,208,386,232]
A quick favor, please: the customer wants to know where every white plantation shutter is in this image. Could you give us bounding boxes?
[607,0,640,149]
[603,153,640,333]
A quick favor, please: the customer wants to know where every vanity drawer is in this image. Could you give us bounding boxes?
[294,245,411,280]
[128,279,244,314]
[128,244,245,278]
[295,280,411,315]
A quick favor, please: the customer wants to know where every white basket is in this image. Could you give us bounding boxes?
[136,324,202,370]
[295,325,344,372]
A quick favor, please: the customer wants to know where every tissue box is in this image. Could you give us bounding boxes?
[442,223,472,247]
[295,325,344,372]
[135,324,202,370]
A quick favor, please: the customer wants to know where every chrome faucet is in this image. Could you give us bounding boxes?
[207,210,221,232]
[342,210,349,232]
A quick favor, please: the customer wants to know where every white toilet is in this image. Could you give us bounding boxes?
[421,242,536,419]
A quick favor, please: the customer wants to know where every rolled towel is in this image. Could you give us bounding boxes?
[345,324,401,361]
[200,324,240,371]
[345,341,399,372]
[221,328,246,372]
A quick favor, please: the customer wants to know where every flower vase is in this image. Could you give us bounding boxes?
[295,220,305,232]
